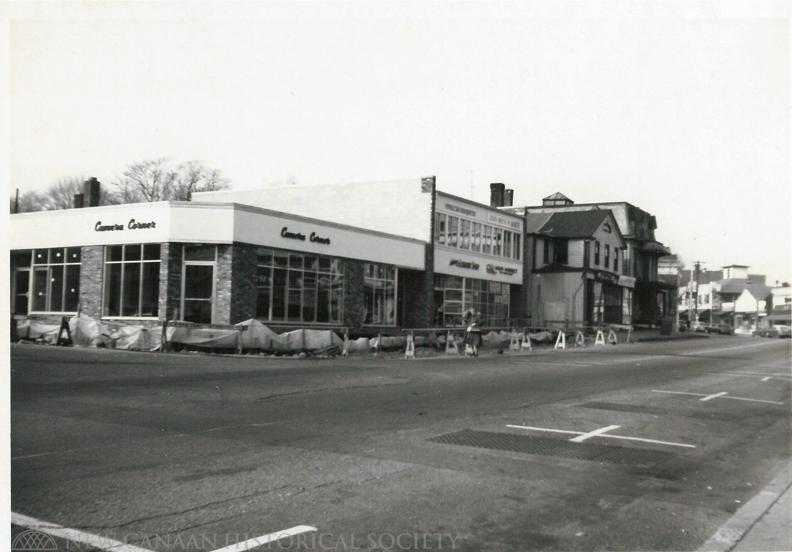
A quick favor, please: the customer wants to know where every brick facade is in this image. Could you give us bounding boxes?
[159,243,182,321]
[343,259,365,330]
[78,245,104,319]
[229,242,258,324]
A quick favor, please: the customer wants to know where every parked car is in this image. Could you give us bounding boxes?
[753,326,783,338]
[691,322,706,333]
[705,324,734,335]
[774,325,791,338]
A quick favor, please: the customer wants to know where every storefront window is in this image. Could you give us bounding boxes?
[364,263,397,326]
[471,223,481,252]
[256,248,344,324]
[434,274,510,327]
[103,244,160,317]
[503,231,512,259]
[434,213,446,245]
[482,226,492,254]
[513,233,521,261]
[22,247,82,314]
[449,217,459,247]
[460,220,470,250]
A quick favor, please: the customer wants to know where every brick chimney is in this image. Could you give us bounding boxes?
[83,177,101,207]
[490,183,505,208]
[504,189,514,207]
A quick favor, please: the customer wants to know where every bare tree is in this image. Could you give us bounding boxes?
[111,158,178,203]
[9,190,47,213]
[170,160,232,201]
[43,177,85,210]
[111,158,231,203]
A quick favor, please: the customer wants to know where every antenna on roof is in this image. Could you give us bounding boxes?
[466,170,475,200]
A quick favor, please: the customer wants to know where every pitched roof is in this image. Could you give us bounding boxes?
[535,210,612,239]
[524,212,553,234]
[718,279,772,298]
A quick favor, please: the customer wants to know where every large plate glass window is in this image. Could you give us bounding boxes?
[24,247,81,314]
[256,248,344,324]
[103,244,160,318]
[433,274,510,328]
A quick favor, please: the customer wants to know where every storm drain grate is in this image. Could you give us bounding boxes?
[428,429,675,466]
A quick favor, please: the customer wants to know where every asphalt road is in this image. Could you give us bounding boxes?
[10,336,792,552]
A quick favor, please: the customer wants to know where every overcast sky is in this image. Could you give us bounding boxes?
[4,2,790,284]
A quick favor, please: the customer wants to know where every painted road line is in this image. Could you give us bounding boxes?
[208,526,317,552]
[718,396,785,405]
[507,425,695,448]
[570,425,620,443]
[725,372,792,381]
[681,341,784,356]
[700,391,729,402]
[652,390,784,405]
[652,390,707,398]
[12,512,152,552]
[506,424,583,436]
[601,434,696,448]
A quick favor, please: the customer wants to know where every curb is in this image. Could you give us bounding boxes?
[698,462,792,552]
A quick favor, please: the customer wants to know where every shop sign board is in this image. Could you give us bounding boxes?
[596,271,620,285]
[435,248,521,283]
[439,193,523,232]
[618,275,636,288]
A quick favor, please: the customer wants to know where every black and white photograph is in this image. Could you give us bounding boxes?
[5,2,791,551]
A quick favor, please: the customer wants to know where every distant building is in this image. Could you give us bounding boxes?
[508,193,673,327]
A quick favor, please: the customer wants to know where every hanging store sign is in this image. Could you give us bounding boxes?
[618,275,636,288]
[449,259,480,270]
[486,264,519,276]
[281,227,331,245]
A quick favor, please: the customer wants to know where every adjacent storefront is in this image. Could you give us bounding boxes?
[432,193,523,327]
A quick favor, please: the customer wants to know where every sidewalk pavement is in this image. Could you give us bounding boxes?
[699,463,792,552]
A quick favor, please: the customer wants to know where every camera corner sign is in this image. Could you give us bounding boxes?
[95,219,156,232]
[281,227,331,245]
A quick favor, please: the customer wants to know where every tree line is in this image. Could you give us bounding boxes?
[10,158,231,213]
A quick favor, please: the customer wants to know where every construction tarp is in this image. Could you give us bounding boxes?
[111,325,162,351]
[14,316,114,348]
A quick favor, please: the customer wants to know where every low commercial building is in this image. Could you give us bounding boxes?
[12,177,524,332]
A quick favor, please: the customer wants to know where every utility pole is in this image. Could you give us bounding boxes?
[692,261,703,329]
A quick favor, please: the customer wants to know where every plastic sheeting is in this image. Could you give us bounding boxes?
[112,325,162,351]
[14,316,115,348]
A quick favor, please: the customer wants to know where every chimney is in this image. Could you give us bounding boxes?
[504,189,514,207]
[84,177,101,207]
[490,183,505,208]
[73,193,84,208]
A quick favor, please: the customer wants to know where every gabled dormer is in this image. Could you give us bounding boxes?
[529,209,626,273]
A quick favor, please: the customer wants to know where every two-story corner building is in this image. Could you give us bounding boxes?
[510,192,673,327]
[194,176,525,329]
[522,209,631,329]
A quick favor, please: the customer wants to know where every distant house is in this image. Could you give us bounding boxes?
[524,209,630,328]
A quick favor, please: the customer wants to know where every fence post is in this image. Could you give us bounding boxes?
[405,331,415,359]
[445,331,460,355]
[594,328,606,346]
[161,318,170,353]
[554,329,566,350]
[56,316,72,347]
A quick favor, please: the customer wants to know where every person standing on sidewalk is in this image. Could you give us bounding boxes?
[464,309,483,356]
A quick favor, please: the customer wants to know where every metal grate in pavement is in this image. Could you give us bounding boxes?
[428,428,675,466]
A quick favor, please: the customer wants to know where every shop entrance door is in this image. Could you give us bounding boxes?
[13,269,30,315]
[182,264,215,324]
